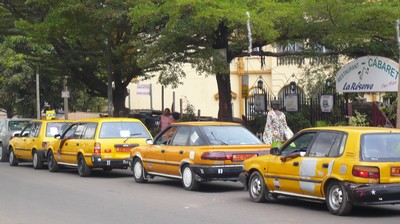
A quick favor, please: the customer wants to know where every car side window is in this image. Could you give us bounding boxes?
[82,123,97,139]
[154,126,178,145]
[309,132,343,157]
[281,132,316,156]
[72,124,86,139]
[29,122,41,138]
[171,127,191,146]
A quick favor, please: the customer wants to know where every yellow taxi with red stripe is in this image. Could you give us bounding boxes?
[239,126,400,216]
[130,121,270,191]
[47,117,152,177]
[8,119,72,169]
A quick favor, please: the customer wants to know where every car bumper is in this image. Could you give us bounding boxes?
[190,164,244,182]
[343,182,400,206]
[91,155,130,169]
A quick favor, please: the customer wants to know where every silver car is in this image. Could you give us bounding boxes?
[0,118,32,162]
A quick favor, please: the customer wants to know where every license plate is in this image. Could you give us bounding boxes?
[116,147,132,152]
[391,167,400,176]
[232,153,257,161]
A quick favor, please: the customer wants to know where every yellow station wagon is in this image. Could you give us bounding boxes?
[47,117,152,177]
[8,119,72,169]
[130,122,270,191]
[240,126,400,216]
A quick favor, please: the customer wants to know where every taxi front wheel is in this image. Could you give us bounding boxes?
[326,181,353,216]
[47,151,59,172]
[182,165,199,191]
[132,158,148,183]
[248,171,277,202]
[9,149,18,166]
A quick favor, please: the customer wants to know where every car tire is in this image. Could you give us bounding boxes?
[248,171,277,203]
[0,143,9,162]
[326,181,353,216]
[132,158,148,183]
[9,148,18,166]
[33,150,43,169]
[77,154,91,177]
[47,151,59,172]
[181,165,199,191]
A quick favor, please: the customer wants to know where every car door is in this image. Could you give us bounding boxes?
[18,122,41,160]
[12,123,34,158]
[143,126,178,174]
[58,123,83,164]
[164,126,191,176]
[299,131,346,198]
[266,132,317,195]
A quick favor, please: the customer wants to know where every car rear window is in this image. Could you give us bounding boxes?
[361,133,400,162]
[8,120,30,131]
[99,122,151,139]
[46,122,72,137]
[202,125,262,145]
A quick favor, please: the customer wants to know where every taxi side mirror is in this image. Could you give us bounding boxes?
[54,134,61,139]
[146,139,153,145]
[270,147,280,155]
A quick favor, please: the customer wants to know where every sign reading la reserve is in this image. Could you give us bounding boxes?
[336,56,399,93]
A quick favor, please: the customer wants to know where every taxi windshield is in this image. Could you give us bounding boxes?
[361,133,400,162]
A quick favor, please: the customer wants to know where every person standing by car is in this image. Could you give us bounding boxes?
[159,108,174,132]
[262,100,293,147]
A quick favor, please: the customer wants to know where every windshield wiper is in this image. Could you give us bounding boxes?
[211,132,228,145]
[124,133,143,143]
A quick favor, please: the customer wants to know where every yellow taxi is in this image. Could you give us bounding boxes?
[239,126,400,216]
[130,122,270,191]
[47,117,152,177]
[8,119,73,169]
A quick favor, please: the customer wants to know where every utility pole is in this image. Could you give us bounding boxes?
[36,68,40,119]
[62,76,69,120]
[396,19,400,128]
[106,37,113,117]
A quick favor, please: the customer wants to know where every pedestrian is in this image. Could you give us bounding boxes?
[159,108,174,131]
[263,100,293,147]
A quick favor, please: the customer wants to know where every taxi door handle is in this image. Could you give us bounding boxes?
[293,162,299,166]
[161,149,165,153]
[76,143,79,146]
[322,163,329,168]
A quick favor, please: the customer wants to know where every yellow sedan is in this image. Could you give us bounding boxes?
[130,122,270,191]
[240,126,400,216]
[8,119,72,169]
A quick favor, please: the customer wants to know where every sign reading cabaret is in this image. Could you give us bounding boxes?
[336,56,399,93]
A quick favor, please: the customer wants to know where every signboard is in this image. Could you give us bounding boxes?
[320,95,333,112]
[285,94,298,112]
[336,56,399,93]
[136,84,151,95]
[254,94,265,112]
[61,91,70,98]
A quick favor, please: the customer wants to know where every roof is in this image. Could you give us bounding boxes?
[171,121,241,126]
[75,117,142,123]
[304,126,400,134]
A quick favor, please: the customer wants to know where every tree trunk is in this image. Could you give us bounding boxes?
[216,72,233,122]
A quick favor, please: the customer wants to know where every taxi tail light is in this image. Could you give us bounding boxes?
[352,166,380,179]
[201,152,229,160]
[94,142,101,154]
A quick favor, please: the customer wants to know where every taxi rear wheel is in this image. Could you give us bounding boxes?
[33,151,43,169]
[132,158,147,183]
[326,181,353,216]
[182,165,199,191]
[9,149,18,166]
[47,151,59,172]
[77,154,91,177]
[249,171,276,202]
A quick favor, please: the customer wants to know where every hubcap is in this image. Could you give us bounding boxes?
[329,186,343,210]
[33,153,37,167]
[134,161,142,179]
[10,151,14,164]
[250,176,262,198]
[182,167,192,187]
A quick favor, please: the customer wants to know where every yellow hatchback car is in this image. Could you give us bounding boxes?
[240,126,400,216]
[130,122,270,191]
[47,117,152,177]
[8,119,72,169]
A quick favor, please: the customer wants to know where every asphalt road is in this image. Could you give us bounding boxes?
[1,162,400,224]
